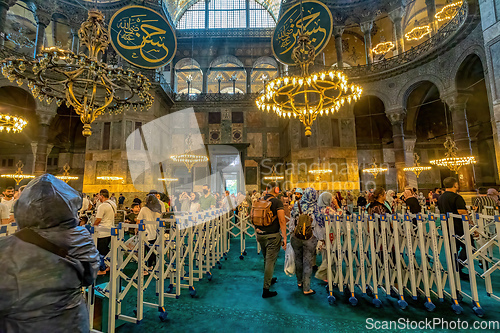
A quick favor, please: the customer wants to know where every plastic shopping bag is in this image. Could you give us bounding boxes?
[284,243,295,277]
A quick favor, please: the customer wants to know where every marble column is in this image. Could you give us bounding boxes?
[333,26,344,69]
[442,92,475,191]
[0,0,14,46]
[32,110,56,176]
[245,67,252,94]
[71,27,79,53]
[202,67,208,93]
[388,7,405,55]
[425,0,438,36]
[387,109,408,192]
[404,136,418,189]
[33,14,50,57]
[360,21,374,65]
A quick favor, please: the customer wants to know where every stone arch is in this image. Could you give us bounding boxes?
[398,75,445,109]
[359,89,391,110]
[451,45,488,87]
[403,80,442,137]
[252,56,278,69]
[210,55,245,68]
[175,57,202,69]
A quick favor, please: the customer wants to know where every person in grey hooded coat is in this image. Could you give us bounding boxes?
[0,174,100,333]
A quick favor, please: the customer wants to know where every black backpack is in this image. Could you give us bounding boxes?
[294,203,313,240]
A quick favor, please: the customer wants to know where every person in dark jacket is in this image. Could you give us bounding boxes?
[0,174,99,333]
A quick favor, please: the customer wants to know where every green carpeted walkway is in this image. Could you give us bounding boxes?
[109,238,500,333]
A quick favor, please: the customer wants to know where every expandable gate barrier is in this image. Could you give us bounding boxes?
[86,208,232,333]
[325,212,500,316]
[228,208,260,259]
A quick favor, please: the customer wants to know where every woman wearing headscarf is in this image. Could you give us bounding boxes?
[314,192,333,282]
[137,194,163,271]
[290,187,320,295]
[0,174,99,332]
[403,188,421,215]
[487,188,500,206]
[417,192,426,208]
[385,190,395,213]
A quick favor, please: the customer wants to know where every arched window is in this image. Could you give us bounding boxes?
[207,56,247,94]
[251,57,278,93]
[175,58,203,95]
[177,0,275,30]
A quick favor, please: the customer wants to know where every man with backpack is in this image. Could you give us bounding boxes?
[251,182,287,298]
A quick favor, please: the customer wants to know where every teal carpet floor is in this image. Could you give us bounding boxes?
[102,238,500,332]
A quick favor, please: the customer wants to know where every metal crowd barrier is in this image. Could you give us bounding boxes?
[324,212,500,317]
[86,208,233,333]
[228,208,261,259]
[0,222,17,237]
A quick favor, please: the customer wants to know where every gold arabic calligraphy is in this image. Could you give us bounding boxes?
[116,14,170,63]
[277,8,328,55]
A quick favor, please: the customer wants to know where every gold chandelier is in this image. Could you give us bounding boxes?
[404,153,432,178]
[256,31,362,137]
[372,42,395,55]
[430,136,476,172]
[263,165,284,181]
[0,10,153,137]
[97,176,124,181]
[435,1,462,21]
[158,177,179,182]
[170,135,208,173]
[362,158,388,178]
[0,113,27,133]
[1,160,35,185]
[405,25,431,41]
[56,163,78,183]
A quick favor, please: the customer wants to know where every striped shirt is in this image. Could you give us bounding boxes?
[473,196,497,215]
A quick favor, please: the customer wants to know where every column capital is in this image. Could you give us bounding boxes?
[36,110,56,126]
[388,6,406,23]
[359,21,373,35]
[386,108,406,125]
[333,25,344,37]
[29,0,57,26]
[404,136,417,152]
[441,90,472,109]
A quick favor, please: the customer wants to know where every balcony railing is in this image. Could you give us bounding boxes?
[174,92,260,103]
[343,1,471,79]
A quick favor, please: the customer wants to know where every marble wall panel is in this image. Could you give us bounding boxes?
[247,133,263,157]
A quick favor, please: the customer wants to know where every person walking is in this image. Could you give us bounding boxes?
[118,193,125,210]
[314,191,333,282]
[93,189,117,275]
[290,187,320,295]
[137,194,162,273]
[438,177,476,279]
[255,182,286,298]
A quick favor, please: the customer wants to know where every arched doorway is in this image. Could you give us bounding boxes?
[354,96,392,190]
